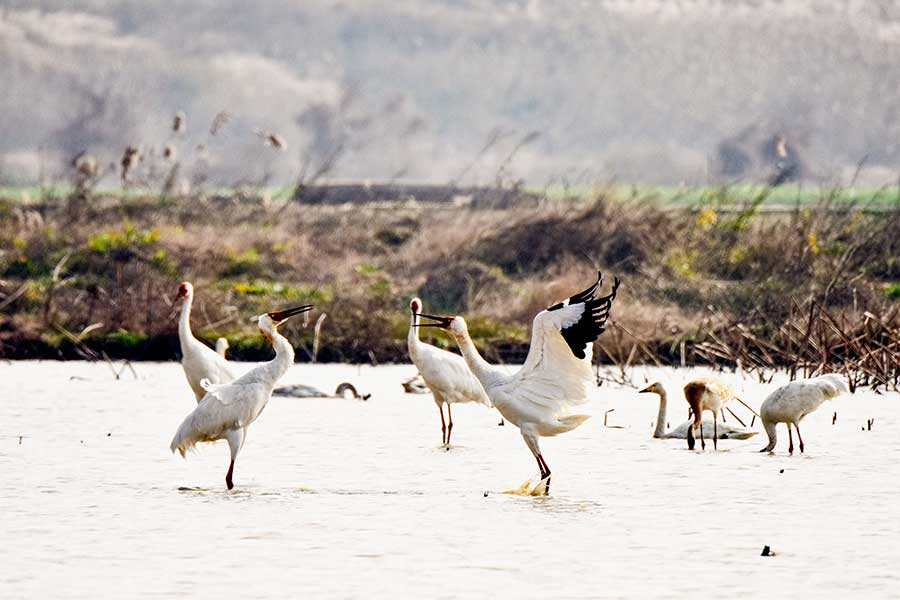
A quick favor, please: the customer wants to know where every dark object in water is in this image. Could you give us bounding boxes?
[832,411,837,425]
[273,382,370,401]
[779,469,784,473]
[401,374,429,394]
[761,545,774,556]
[483,491,489,497]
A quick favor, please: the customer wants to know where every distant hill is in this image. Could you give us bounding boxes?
[3,0,900,187]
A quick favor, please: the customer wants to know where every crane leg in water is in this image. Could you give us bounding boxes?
[446,403,454,446]
[522,430,550,494]
[699,422,706,450]
[794,423,805,453]
[787,424,794,454]
[713,413,718,450]
[224,428,245,490]
[437,400,447,446]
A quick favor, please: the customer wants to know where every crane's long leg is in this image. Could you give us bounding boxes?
[794,423,805,453]
[437,400,447,446]
[446,402,454,447]
[713,412,718,450]
[521,429,550,494]
[700,421,706,451]
[787,423,794,455]
[224,428,245,490]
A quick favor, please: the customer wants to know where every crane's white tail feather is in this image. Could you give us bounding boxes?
[170,416,202,458]
[557,413,591,432]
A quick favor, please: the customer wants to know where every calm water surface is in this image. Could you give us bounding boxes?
[3,361,898,598]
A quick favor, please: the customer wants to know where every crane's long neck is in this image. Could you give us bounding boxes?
[178,293,195,343]
[261,330,295,385]
[453,331,503,389]
[654,388,668,438]
[407,312,421,357]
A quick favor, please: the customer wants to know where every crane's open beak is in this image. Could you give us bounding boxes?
[267,304,314,325]
[168,296,183,319]
[414,313,453,329]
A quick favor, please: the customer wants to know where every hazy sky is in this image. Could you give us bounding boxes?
[3,1,900,187]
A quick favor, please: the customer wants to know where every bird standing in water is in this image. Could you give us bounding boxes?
[170,304,313,490]
[172,281,235,402]
[417,273,619,493]
[408,297,492,446]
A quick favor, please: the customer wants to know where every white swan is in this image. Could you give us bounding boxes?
[273,382,371,400]
[638,382,757,440]
[759,373,849,454]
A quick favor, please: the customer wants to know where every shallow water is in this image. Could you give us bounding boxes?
[3,361,898,599]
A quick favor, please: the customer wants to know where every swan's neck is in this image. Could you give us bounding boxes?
[262,330,295,384]
[453,331,503,389]
[654,388,668,438]
[178,293,194,343]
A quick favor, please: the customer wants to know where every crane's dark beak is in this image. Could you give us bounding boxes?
[267,304,314,325]
[638,385,654,394]
[168,296,183,319]
[415,313,453,329]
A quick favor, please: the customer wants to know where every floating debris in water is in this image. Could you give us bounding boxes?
[779,469,784,473]
[832,411,837,425]
[867,418,874,431]
[502,477,549,496]
[173,111,186,134]
[483,491,489,497]
[761,545,776,557]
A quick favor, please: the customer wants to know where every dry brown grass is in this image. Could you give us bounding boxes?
[1,188,899,371]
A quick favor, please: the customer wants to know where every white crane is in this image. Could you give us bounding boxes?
[170,304,313,489]
[759,373,848,454]
[638,382,757,441]
[172,281,235,402]
[417,273,619,492]
[683,379,738,450]
[408,297,491,446]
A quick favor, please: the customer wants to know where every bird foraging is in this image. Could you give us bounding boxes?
[759,374,849,454]
[682,379,741,450]
[637,382,757,442]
